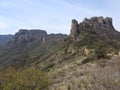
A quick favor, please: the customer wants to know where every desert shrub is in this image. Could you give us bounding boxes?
[82,50,96,64]
[0,67,50,90]
[68,85,71,90]
[95,41,108,59]
[107,47,115,53]
[81,54,95,64]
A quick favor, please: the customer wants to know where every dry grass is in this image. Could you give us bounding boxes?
[48,55,120,90]
[86,67,120,90]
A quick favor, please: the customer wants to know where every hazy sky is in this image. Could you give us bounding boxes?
[0,0,120,34]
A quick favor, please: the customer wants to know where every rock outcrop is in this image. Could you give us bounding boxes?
[84,16,114,30]
[70,16,119,41]
[12,29,47,43]
[11,29,68,45]
[70,19,79,39]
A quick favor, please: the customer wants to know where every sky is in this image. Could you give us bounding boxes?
[0,0,120,35]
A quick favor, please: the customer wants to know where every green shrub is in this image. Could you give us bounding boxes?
[81,49,96,64]
[81,55,95,64]
[95,41,107,59]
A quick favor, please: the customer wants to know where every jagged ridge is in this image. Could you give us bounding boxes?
[70,16,120,41]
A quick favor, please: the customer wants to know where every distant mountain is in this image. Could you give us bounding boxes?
[0,29,67,67]
[0,35,13,46]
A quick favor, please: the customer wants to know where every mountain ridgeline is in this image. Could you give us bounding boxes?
[0,16,120,68]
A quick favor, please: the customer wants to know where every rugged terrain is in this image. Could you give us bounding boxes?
[0,16,120,90]
[0,29,67,67]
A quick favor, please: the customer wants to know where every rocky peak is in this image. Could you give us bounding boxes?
[104,17,114,28]
[70,16,116,40]
[12,29,47,44]
[82,16,114,29]
[91,16,104,23]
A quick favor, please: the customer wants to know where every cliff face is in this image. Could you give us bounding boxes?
[70,17,120,41]
[12,29,47,44]
[70,19,79,38]
[11,29,67,45]
[80,16,114,31]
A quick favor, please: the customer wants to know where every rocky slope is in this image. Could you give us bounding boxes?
[38,17,120,69]
[47,17,120,89]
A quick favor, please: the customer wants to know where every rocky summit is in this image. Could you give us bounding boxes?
[70,16,119,41]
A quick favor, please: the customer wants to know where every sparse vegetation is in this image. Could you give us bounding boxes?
[95,41,108,59]
[81,55,95,64]
[84,67,120,90]
[0,67,50,90]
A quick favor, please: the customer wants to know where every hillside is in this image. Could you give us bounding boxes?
[0,16,120,90]
[0,29,67,67]
[0,35,13,46]
[39,16,120,71]
[47,17,120,89]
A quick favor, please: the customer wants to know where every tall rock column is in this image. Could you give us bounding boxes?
[70,19,79,40]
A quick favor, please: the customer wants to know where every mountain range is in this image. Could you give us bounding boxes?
[0,16,120,89]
